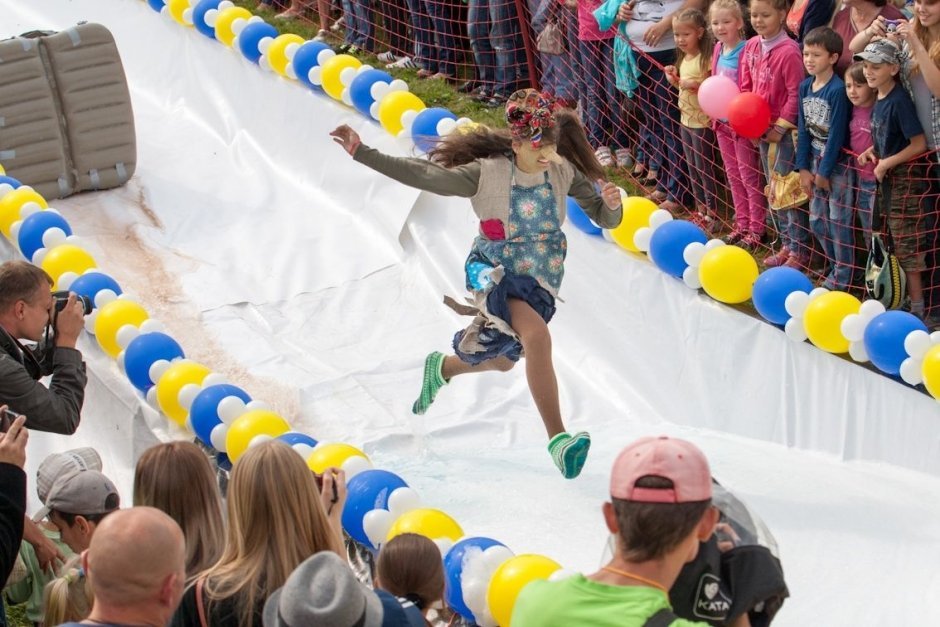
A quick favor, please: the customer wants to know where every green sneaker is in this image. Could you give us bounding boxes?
[412,351,448,415]
[548,431,591,479]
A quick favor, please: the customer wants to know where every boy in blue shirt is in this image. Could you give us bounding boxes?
[856,39,928,317]
[797,27,852,289]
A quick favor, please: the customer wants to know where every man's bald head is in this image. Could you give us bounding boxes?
[85,507,186,606]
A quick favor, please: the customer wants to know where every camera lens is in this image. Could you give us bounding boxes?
[52,291,93,316]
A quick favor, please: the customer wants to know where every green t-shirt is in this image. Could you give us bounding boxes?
[511,574,711,627]
[3,527,74,622]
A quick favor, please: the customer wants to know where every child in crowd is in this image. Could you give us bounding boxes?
[845,61,878,241]
[42,556,94,626]
[741,0,810,269]
[797,27,852,289]
[530,0,579,108]
[330,90,623,478]
[711,0,768,249]
[856,39,928,315]
[665,9,719,227]
[376,533,445,624]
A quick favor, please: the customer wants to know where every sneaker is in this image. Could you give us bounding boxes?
[330,16,345,31]
[469,86,492,101]
[376,51,400,63]
[595,146,614,168]
[643,169,659,187]
[313,29,330,42]
[548,431,591,479]
[429,72,454,81]
[646,190,668,203]
[482,93,509,108]
[614,148,634,169]
[725,227,748,245]
[764,248,791,267]
[741,232,764,251]
[783,252,809,270]
[412,352,448,415]
[335,43,351,53]
[386,56,418,69]
[345,45,360,55]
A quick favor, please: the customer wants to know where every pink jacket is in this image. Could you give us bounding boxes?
[739,35,805,129]
[578,0,615,40]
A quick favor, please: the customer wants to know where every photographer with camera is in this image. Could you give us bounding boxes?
[0,261,88,436]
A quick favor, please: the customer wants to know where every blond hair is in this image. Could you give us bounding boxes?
[198,441,344,627]
[133,441,226,580]
[674,8,714,77]
[911,16,940,77]
[42,557,93,626]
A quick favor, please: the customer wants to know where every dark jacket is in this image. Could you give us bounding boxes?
[0,462,26,586]
[0,327,85,435]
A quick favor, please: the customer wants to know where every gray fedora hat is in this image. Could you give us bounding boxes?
[263,552,384,627]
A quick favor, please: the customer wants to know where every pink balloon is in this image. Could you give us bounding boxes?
[697,75,740,121]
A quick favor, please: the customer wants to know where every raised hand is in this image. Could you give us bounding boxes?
[330,125,362,156]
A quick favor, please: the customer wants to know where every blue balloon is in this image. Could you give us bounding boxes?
[565,196,602,236]
[277,432,319,448]
[0,175,22,189]
[444,537,507,621]
[292,41,332,90]
[349,69,393,118]
[751,267,814,325]
[237,22,278,65]
[864,310,928,376]
[192,0,223,39]
[411,108,457,153]
[191,384,252,446]
[648,219,708,278]
[147,0,166,12]
[341,470,408,549]
[123,333,185,392]
[17,211,72,262]
[68,272,122,308]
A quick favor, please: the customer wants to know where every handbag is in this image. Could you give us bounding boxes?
[763,135,808,210]
[536,19,564,55]
[865,182,907,309]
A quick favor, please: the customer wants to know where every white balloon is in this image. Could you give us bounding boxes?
[210,423,229,451]
[371,81,390,101]
[387,487,421,518]
[316,49,336,64]
[0,184,13,198]
[204,8,219,26]
[202,372,228,388]
[249,434,274,448]
[355,64,374,75]
[648,209,673,229]
[481,545,514,571]
[905,330,932,359]
[400,109,419,134]
[115,324,141,350]
[339,66,357,86]
[94,289,118,309]
[341,454,372,478]
[145,386,160,410]
[116,350,126,374]
[388,79,408,92]
[461,578,489,621]
[285,42,301,59]
[436,118,457,136]
[704,238,725,251]
[809,286,830,300]
[259,36,275,55]
[858,299,886,320]
[83,309,99,334]
[258,55,273,72]
[57,271,79,291]
[683,266,702,290]
[292,443,315,459]
[219,0,234,8]
[178,383,202,411]
[369,101,380,120]
[683,242,706,267]
[285,64,297,80]
[42,227,67,249]
[19,202,42,219]
[784,291,810,318]
[149,359,172,385]
[230,17,248,35]
[848,340,869,363]
[900,357,924,386]
[308,66,323,85]
[138,319,165,335]
[931,331,940,345]
[341,88,353,107]
[31,248,48,266]
[10,220,22,242]
[363,509,394,548]
[632,227,652,252]
[182,8,194,24]
[785,318,808,342]
[548,568,577,582]
[246,399,271,412]
[433,538,454,556]
[839,314,865,343]
[218,396,248,424]
[602,229,615,243]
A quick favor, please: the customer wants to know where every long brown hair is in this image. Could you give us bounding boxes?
[674,8,714,78]
[376,533,445,611]
[198,441,344,627]
[429,111,605,181]
[133,441,225,581]
[911,6,940,77]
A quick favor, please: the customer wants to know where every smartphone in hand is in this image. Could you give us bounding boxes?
[0,408,21,433]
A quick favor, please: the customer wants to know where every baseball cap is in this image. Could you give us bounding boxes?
[33,470,120,522]
[610,436,712,503]
[36,448,102,504]
[854,39,901,65]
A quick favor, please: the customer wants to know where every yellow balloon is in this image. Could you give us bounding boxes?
[156,361,211,425]
[0,164,5,174]
[306,442,369,474]
[921,344,940,399]
[378,91,426,135]
[267,34,305,77]
[698,245,759,304]
[94,299,150,357]
[487,554,561,627]
[214,6,252,47]
[167,0,191,25]
[320,54,362,101]
[0,187,48,238]
[226,409,291,462]
[609,197,656,253]
[803,291,861,353]
[386,508,463,542]
[40,245,97,289]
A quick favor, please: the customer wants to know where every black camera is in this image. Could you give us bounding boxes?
[52,290,93,316]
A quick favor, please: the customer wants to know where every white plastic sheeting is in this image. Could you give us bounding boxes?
[3,1,940,624]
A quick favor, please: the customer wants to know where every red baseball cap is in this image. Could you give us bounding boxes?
[610,436,712,503]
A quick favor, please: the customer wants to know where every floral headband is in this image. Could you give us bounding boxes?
[505,89,557,148]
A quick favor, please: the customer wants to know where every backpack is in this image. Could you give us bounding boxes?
[865,183,907,309]
[644,608,680,627]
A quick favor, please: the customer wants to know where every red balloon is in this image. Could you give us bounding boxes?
[727,92,771,139]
